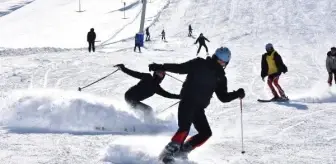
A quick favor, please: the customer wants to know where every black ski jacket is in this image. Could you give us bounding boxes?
[87,29,96,42]
[160,57,239,107]
[261,51,287,78]
[195,36,209,45]
[120,67,180,102]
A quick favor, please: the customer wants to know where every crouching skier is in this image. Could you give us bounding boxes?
[148,47,245,163]
[114,64,180,121]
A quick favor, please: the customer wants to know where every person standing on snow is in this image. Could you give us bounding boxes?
[261,43,288,101]
[195,33,210,56]
[149,47,245,163]
[326,47,336,86]
[114,64,180,120]
[161,29,166,41]
[87,28,96,52]
[188,25,193,37]
[134,34,141,52]
[145,27,151,41]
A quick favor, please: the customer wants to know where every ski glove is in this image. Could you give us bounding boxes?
[283,67,288,74]
[236,88,245,99]
[149,63,164,72]
[114,64,125,70]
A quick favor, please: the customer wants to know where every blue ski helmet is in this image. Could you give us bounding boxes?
[215,47,231,64]
[265,43,273,52]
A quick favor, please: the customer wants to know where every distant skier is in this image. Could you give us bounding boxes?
[261,43,288,101]
[87,28,96,52]
[161,29,166,41]
[134,34,141,52]
[149,47,245,163]
[326,47,336,86]
[188,25,193,37]
[114,64,180,120]
[145,27,151,41]
[195,33,210,56]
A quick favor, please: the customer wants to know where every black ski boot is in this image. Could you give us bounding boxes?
[279,95,289,101]
[174,142,193,160]
[270,96,280,101]
[159,142,180,163]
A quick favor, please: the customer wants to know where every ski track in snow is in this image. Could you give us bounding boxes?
[0,0,336,163]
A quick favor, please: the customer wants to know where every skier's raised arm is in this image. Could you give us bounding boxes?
[149,58,199,74]
[115,64,147,79]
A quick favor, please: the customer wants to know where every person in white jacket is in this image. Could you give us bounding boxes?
[326,47,336,86]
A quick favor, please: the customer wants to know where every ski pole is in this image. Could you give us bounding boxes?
[156,100,180,114]
[240,99,245,154]
[78,69,119,91]
[166,73,183,83]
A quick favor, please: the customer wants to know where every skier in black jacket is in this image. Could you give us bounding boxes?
[87,28,96,52]
[261,43,288,101]
[145,27,151,41]
[149,47,245,163]
[326,47,336,86]
[188,25,193,37]
[195,33,210,56]
[114,64,180,119]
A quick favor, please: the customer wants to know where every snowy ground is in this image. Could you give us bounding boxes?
[0,0,336,163]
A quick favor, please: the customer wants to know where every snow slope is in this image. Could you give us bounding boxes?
[0,0,168,48]
[0,0,336,163]
[0,0,34,17]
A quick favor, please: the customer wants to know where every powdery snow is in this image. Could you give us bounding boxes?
[0,0,336,163]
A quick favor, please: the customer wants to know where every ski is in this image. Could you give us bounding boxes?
[257,98,289,103]
[257,99,273,102]
[94,126,136,132]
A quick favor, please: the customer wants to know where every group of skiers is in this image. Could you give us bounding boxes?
[136,25,211,55]
[145,27,167,42]
[87,25,212,56]
[87,25,335,163]
[113,42,311,163]
[115,46,245,163]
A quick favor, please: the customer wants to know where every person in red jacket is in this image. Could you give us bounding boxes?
[261,43,288,101]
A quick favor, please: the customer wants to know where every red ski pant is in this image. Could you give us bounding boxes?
[267,73,285,97]
[171,99,212,150]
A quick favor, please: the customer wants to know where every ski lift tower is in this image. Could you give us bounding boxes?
[135,0,147,47]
